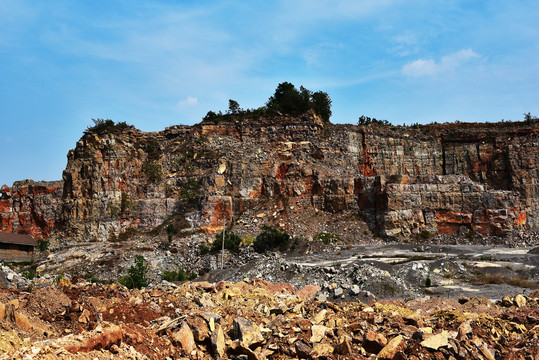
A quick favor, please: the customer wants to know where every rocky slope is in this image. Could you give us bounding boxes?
[0,279,537,359]
[1,115,538,243]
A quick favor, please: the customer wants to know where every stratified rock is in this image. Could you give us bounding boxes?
[3,116,539,243]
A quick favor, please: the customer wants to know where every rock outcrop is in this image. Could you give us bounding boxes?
[0,180,63,239]
[1,115,538,242]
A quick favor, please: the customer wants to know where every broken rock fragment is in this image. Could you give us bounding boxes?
[233,317,264,348]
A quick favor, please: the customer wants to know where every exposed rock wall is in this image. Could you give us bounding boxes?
[0,180,63,239]
[2,115,538,241]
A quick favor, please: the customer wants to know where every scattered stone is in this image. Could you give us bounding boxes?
[421,331,450,351]
[377,335,405,360]
[174,321,196,353]
[514,294,527,308]
[233,317,264,348]
[362,330,387,354]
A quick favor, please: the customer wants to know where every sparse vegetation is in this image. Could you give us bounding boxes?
[36,239,49,252]
[199,243,210,255]
[118,255,149,289]
[142,161,163,183]
[179,178,200,204]
[120,193,131,213]
[212,230,242,253]
[86,118,134,134]
[166,224,177,242]
[468,272,537,289]
[357,115,391,126]
[419,230,431,240]
[22,268,36,280]
[314,231,341,245]
[253,225,290,253]
[202,82,332,123]
[161,266,196,282]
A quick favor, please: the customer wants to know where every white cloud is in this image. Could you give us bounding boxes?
[402,49,480,77]
[177,96,198,107]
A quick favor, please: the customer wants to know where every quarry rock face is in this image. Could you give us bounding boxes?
[1,115,538,241]
[0,180,63,239]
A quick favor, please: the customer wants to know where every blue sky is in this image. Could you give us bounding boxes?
[2,0,539,185]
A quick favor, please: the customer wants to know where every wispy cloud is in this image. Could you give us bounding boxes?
[402,49,480,77]
[177,96,198,107]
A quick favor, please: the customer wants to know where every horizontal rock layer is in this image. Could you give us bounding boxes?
[1,115,538,241]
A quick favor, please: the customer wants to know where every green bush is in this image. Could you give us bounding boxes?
[22,269,36,280]
[142,162,163,183]
[166,224,177,242]
[314,232,340,245]
[161,266,196,282]
[212,230,242,253]
[120,193,131,213]
[419,230,431,240]
[253,225,290,253]
[118,255,149,289]
[36,239,49,252]
[425,275,432,287]
[199,243,210,255]
[86,118,134,134]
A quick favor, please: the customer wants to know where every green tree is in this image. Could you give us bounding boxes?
[228,99,241,115]
[253,225,290,253]
[266,82,308,116]
[212,229,242,252]
[118,255,149,289]
[311,91,332,123]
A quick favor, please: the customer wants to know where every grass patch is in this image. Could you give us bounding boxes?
[468,272,538,289]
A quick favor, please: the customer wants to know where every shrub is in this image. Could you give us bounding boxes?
[22,269,36,280]
[161,266,196,282]
[120,193,131,213]
[425,275,432,287]
[253,225,290,253]
[420,230,431,240]
[118,255,149,289]
[212,230,242,253]
[314,231,340,245]
[142,162,163,183]
[199,243,210,255]
[166,224,177,242]
[36,239,49,252]
[86,118,134,134]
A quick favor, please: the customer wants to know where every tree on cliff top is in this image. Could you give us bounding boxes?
[86,118,134,134]
[266,82,332,123]
[202,82,332,123]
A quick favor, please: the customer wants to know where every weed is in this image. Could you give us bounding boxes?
[36,239,49,252]
[161,266,197,282]
[314,231,341,245]
[118,255,149,289]
[22,269,36,280]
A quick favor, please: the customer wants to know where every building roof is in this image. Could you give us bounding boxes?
[0,233,36,246]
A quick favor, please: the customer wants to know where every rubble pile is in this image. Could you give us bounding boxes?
[0,280,537,359]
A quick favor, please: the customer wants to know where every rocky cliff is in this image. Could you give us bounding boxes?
[0,180,63,239]
[1,114,538,242]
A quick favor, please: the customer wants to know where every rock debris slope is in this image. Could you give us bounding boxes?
[1,280,538,359]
